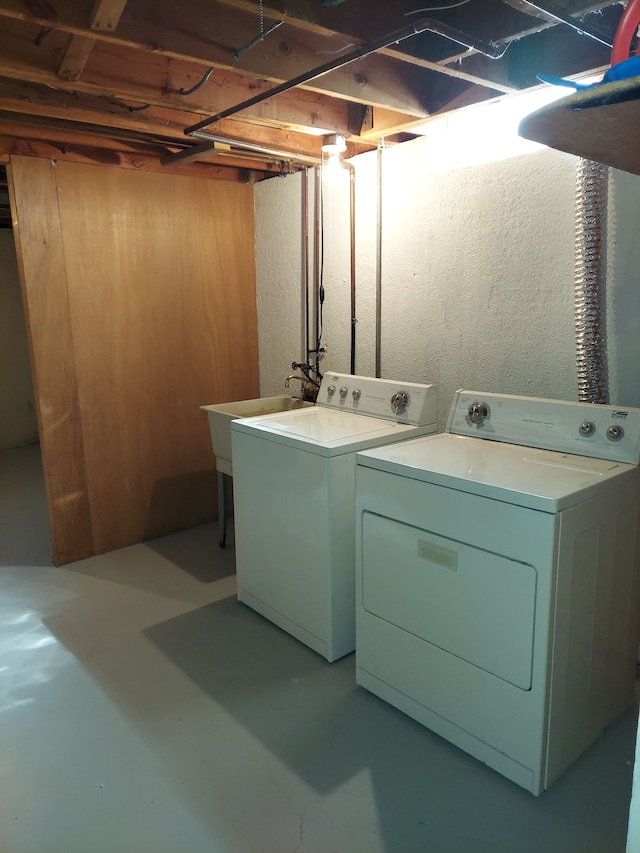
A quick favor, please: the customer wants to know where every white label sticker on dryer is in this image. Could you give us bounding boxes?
[418,539,458,572]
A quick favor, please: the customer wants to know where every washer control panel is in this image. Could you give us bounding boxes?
[316,372,437,426]
[448,390,640,464]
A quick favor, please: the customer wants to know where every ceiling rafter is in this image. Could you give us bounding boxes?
[59,0,129,81]
[0,0,626,178]
[0,22,359,138]
[0,0,434,115]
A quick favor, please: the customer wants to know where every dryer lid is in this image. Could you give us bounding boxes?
[356,433,639,511]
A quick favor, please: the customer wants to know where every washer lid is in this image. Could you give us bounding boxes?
[356,433,640,511]
[231,406,434,456]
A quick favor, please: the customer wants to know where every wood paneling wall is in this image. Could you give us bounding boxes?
[9,155,258,565]
[0,229,39,449]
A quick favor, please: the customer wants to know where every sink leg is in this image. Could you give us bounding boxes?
[217,471,230,548]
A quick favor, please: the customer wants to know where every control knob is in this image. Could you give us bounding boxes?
[391,392,409,414]
[607,425,624,442]
[327,384,336,395]
[468,402,489,425]
[352,389,361,401]
[339,386,348,399]
[579,421,595,437]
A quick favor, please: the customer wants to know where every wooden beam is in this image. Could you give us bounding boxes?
[0,0,432,115]
[356,106,431,140]
[58,34,96,81]
[0,132,272,181]
[219,0,616,53]
[0,72,344,159]
[216,0,616,92]
[58,0,128,85]
[0,23,361,138]
[160,140,214,165]
[0,0,618,104]
[0,109,293,172]
[90,0,129,31]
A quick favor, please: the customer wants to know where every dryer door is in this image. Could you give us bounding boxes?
[361,511,537,689]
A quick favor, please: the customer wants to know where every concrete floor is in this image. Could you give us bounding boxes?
[1,443,638,853]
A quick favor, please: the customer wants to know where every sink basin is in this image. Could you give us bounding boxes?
[201,395,313,476]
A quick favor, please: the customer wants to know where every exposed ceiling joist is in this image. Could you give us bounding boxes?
[0,0,625,180]
[59,0,129,81]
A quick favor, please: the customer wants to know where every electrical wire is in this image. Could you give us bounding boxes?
[232,21,284,58]
[313,42,356,55]
[405,0,471,12]
[179,67,215,96]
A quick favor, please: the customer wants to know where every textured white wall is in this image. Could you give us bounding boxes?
[0,229,38,449]
[255,134,640,427]
[254,171,308,396]
[607,170,640,408]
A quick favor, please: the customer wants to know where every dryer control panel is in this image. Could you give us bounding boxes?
[316,373,437,426]
[448,391,640,464]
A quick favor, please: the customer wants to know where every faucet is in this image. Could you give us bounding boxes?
[284,374,308,396]
[284,374,317,402]
[284,374,305,389]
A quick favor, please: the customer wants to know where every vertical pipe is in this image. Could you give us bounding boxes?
[375,142,383,378]
[303,169,310,365]
[313,166,322,375]
[340,160,356,375]
[575,158,608,404]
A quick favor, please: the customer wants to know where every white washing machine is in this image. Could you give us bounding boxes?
[355,390,640,795]
[231,372,438,662]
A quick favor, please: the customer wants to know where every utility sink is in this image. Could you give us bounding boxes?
[201,395,313,477]
[201,395,313,548]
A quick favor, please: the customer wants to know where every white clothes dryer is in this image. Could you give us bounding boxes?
[355,390,640,795]
[231,372,438,662]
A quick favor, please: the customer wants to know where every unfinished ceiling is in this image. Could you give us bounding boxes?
[0,0,626,187]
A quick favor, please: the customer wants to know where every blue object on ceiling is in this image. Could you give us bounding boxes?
[538,57,640,92]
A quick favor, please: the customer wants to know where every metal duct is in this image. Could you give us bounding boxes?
[575,158,608,404]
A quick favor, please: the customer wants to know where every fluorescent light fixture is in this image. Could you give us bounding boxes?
[409,76,600,170]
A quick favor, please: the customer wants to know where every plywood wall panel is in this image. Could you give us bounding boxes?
[8,157,94,565]
[56,162,258,553]
[0,229,39,450]
[9,155,259,563]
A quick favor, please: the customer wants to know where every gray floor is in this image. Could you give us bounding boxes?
[1,443,638,853]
